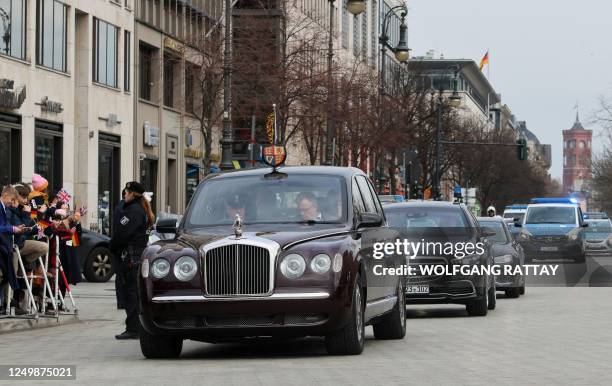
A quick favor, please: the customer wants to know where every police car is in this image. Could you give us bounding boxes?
[503,204,528,240]
[517,198,587,263]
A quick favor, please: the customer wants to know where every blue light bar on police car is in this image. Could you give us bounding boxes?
[505,204,528,210]
[530,197,578,204]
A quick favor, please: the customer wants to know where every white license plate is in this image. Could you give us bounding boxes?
[541,246,558,252]
[407,285,430,294]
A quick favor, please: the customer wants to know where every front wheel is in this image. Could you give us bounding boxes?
[140,326,183,359]
[83,247,115,282]
[373,279,406,340]
[325,277,365,355]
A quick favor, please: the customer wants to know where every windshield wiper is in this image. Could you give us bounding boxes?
[294,220,339,225]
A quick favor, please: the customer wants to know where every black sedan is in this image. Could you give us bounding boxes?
[385,201,497,316]
[478,217,526,298]
[76,229,115,282]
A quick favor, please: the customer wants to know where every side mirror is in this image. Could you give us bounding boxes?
[513,222,522,228]
[581,223,589,228]
[156,218,178,235]
[357,212,383,229]
[481,227,497,237]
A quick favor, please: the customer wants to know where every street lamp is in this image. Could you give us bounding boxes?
[220,0,234,170]
[347,0,367,15]
[433,65,462,199]
[324,0,366,166]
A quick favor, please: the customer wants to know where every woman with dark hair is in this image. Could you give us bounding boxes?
[110,181,155,340]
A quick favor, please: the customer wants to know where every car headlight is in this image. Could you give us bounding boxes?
[494,254,513,264]
[141,259,150,278]
[519,231,531,241]
[311,254,332,274]
[333,253,343,273]
[568,230,579,241]
[280,254,306,279]
[173,256,198,281]
[151,258,170,279]
[607,237,612,247]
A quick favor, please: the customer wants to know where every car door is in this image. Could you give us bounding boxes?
[354,176,390,301]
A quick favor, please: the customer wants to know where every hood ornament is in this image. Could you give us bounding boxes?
[233,213,243,238]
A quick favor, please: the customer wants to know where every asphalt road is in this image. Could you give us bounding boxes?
[1,256,611,386]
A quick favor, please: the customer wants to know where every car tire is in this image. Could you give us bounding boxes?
[487,279,497,310]
[466,280,489,316]
[325,277,365,355]
[505,287,520,298]
[139,326,183,359]
[83,247,114,282]
[519,283,526,295]
[373,279,406,340]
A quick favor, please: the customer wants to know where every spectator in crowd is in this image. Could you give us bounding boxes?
[0,185,27,301]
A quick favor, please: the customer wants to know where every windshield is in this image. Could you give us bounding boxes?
[584,220,612,232]
[479,221,508,243]
[386,206,473,240]
[184,174,347,227]
[503,212,525,223]
[525,206,576,225]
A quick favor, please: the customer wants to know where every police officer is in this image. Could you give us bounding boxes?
[110,181,155,340]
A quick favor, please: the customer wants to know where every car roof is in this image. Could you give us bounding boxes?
[205,166,366,180]
[527,203,577,208]
[384,201,466,210]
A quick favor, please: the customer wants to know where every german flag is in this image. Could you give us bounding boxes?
[37,219,53,230]
[479,51,489,71]
[70,227,80,247]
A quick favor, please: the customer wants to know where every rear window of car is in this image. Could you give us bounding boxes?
[478,221,508,243]
[386,206,469,228]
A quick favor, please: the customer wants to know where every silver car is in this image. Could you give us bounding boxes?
[583,219,612,256]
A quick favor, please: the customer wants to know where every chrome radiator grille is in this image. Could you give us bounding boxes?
[204,244,271,296]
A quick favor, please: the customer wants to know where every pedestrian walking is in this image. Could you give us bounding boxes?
[110,182,155,340]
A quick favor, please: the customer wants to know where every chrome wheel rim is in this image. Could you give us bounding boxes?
[92,253,111,278]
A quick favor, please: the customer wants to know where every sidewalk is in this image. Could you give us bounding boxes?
[0,278,120,335]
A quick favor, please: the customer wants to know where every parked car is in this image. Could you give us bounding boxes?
[76,229,115,282]
[385,201,497,316]
[478,217,526,297]
[583,218,612,256]
[583,212,609,220]
[138,166,405,358]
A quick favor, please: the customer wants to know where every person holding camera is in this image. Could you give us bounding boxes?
[110,181,155,340]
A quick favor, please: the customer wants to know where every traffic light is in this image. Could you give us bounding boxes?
[516,138,527,161]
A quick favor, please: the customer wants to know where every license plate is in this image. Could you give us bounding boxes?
[541,246,558,252]
[407,285,429,294]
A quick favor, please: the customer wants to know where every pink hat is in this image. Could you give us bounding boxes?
[54,209,67,217]
[32,173,48,192]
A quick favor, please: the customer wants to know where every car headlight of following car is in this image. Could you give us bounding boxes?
[151,258,171,279]
[281,253,306,279]
[311,254,332,274]
[173,256,198,281]
[607,237,612,247]
[567,229,580,241]
[494,254,513,264]
[519,231,532,241]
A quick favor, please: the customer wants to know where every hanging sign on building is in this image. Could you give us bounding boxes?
[144,121,160,147]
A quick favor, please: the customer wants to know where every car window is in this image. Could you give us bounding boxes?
[365,178,384,216]
[352,179,366,214]
[355,176,377,213]
[525,206,576,225]
[185,174,347,226]
[479,221,509,243]
[386,206,469,228]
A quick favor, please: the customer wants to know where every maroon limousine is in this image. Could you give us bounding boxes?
[138,166,405,358]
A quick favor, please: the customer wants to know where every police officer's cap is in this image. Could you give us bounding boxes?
[125,181,145,194]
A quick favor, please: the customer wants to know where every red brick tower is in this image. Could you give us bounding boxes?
[562,112,592,194]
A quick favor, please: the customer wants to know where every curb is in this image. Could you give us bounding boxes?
[0,314,80,335]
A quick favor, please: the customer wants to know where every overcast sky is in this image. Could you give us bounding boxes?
[408,0,612,179]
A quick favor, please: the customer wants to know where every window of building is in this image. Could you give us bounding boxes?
[124,30,131,91]
[568,139,576,149]
[35,120,63,194]
[0,113,21,188]
[0,0,27,60]
[579,140,585,149]
[139,42,156,101]
[163,52,179,108]
[371,0,377,63]
[185,62,202,114]
[353,15,360,57]
[36,0,67,72]
[93,18,119,87]
[361,4,368,58]
[341,0,348,48]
